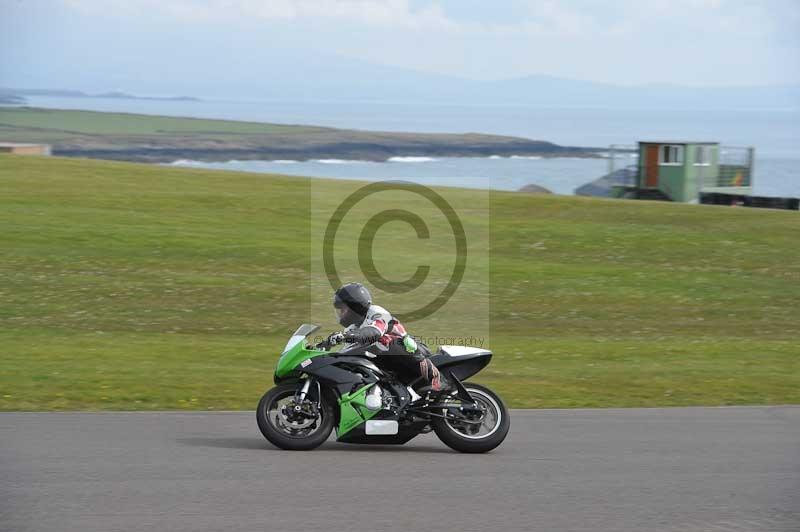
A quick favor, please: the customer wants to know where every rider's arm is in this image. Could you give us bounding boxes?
[343,312,388,344]
[343,324,383,344]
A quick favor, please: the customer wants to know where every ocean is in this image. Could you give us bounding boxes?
[21,96,800,196]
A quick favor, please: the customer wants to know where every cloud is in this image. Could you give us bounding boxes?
[59,0,798,40]
[62,0,459,30]
[47,0,800,85]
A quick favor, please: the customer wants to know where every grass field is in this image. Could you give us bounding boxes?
[1,154,798,411]
[0,106,330,137]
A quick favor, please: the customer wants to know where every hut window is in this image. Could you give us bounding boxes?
[659,145,684,165]
[694,146,711,166]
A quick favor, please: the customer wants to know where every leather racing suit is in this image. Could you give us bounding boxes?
[343,304,442,391]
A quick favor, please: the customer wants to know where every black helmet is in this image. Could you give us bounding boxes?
[333,283,372,327]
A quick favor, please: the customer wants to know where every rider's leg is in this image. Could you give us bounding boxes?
[381,340,450,393]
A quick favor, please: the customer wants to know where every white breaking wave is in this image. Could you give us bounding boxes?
[488,155,504,159]
[313,159,366,164]
[510,155,543,160]
[387,156,437,163]
[271,160,299,164]
[170,159,200,166]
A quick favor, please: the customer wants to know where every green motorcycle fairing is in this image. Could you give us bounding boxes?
[273,324,381,438]
[275,324,328,378]
[337,384,381,437]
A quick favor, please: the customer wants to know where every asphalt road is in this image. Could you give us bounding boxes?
[2,407,798,532]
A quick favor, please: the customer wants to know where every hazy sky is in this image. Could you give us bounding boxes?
[2,0,799,93]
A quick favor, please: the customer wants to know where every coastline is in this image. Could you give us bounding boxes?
[0,106,606,164]
[56,145,605,164]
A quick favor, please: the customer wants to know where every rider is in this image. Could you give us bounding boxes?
[329,282,449,393]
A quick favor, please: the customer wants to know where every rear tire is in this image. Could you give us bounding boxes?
[256,383,334,451]
[432,383,510,453]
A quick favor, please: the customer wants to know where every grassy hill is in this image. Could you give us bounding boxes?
[0,107,600,162]
[1,154,798,411]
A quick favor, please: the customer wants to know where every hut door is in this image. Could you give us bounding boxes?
[645,145,659,187]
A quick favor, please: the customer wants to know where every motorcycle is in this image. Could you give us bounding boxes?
[256,324,510,453]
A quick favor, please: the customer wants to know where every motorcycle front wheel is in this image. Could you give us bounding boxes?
[256,383,334,450]
[432,383,510,453]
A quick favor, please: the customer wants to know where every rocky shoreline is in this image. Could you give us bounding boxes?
[55,143,604,164]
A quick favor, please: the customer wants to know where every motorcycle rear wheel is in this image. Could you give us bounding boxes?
[257,383,334,450]
[432,383,510,453]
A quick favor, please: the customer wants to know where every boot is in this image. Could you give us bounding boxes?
[413,359,454,396]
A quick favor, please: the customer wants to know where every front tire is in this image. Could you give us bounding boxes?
[256,383,334,450]
[432,383,510,453]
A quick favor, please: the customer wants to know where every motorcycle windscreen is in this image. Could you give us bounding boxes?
[282,324,320,354]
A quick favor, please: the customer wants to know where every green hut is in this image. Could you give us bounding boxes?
[636,141,753,203]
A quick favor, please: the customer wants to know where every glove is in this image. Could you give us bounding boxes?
[327,332,345,345]
[343,327,381,345]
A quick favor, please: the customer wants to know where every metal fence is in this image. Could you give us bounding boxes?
[607,144,639,187]
[713,146,754,188]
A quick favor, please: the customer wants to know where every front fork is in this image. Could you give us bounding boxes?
[295,378,311,402]
[294,377,322,408]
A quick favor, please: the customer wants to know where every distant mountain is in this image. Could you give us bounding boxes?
[478,75,800,109]
[238,64,800,109]
[0,88,200,102]
[188,53,799,109]
[0,88,86,98]
[3,51,798,109]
